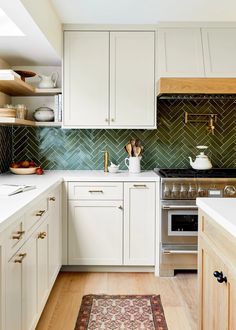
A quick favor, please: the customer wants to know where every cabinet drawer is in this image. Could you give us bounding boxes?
[24,198,48,233]
[5,217,25,259]
[68,182,123,200]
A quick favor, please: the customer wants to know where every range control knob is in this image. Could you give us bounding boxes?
[224,185,236,196]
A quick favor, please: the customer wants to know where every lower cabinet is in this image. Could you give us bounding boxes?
[68,181,156,266]
[124,182,155,265]
[6,234,37,330]
[198,210,236,330]
[3,185,61,330]
[68,200,123,265]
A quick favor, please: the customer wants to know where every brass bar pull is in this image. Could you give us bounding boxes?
[133,184,147,188]
[49,197,56,201]
[14,253,27,263]
[12,230,25,240]
[35,210,46,217]
[38,232,47,239]
[88,190,104,193]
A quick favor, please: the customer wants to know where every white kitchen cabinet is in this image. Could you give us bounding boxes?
[110,31,155,127]
[5,234,37,330]
[202,28,236,77]
[48,188,61,287]
[157,28,204,77]
[124,182,155,265]
[68,200,123,265]
[64,31,109,127]
[36,221,49,313]
[63,30,156,128]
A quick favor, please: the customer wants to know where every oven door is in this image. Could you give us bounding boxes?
[167,209,198,236]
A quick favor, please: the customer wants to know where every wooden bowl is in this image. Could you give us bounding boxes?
[14,70,36,82]
[9,167,37,175]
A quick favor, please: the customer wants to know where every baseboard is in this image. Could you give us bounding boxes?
[61,265,155,272]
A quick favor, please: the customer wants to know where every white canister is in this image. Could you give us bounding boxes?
[125,157,141,173]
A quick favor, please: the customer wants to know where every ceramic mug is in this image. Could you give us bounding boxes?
[125,157,141,173]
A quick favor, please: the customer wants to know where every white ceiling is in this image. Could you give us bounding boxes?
[51,0,236,23]
[0,0,61,66]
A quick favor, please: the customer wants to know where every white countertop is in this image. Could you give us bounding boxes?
[197,198,236,238]
[0,170,159,231]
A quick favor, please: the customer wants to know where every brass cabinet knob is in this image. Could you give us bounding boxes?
[49,197,56,201]
[105,118,109,122]
[14,253,27,263]
[111,118,115,122]
[12,230,25,240]
[38,232,47,239]
[118,205,123,210]
[35,210,46,217]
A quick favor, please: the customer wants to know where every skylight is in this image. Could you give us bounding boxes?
[0,7,24,36]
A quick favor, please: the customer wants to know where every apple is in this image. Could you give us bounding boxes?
[20,160,30,168]
[29,161,36,167]
[10,162,20,168]
[35,167,44,175]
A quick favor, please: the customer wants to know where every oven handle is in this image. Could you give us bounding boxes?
[162,205,198,210]
[163,250,198,255]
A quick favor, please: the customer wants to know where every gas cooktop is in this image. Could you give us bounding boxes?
[155,168,236,178]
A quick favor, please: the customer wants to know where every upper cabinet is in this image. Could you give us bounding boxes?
[63,30,156,129]
[202,28,236,77]
[158,28,205,77]
[109,32,155,127]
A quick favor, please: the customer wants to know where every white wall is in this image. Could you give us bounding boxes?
[20,0,62,58]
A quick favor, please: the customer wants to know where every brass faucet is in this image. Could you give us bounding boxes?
[104,150,109,172]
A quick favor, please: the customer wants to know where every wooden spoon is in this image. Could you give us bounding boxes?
[125,143,132,157]
[130,138,136,147]
[135,146,142,157]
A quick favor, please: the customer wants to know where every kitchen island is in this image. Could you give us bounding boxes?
[197,198,236,330]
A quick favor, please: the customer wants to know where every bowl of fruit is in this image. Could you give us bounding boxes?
[9,160,44,175]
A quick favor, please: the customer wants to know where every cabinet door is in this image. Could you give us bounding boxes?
[37,222,49,312]
[158,28,204,77]
[48,188,61,287]
[228,268,236,329]
[22,235,37,330]
[202,28,236,77]
[124,182,155,265]
[110,31,155,128]
[198,238,228,330]
[64,31,109,127]
[68,200,123,265]
[5,254,22,330]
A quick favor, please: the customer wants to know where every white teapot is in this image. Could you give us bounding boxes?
[189,146,212,170]
[38,72,58,89]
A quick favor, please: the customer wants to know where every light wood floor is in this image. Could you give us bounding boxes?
[36,271,197,330]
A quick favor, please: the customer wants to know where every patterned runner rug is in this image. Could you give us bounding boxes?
[74,294,168,330]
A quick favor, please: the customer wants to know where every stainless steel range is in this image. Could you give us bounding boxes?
[155,168,236,277]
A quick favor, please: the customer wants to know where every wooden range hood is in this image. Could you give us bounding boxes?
[157,78,236,96]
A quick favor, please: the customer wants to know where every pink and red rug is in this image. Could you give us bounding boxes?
[75,294,168,329]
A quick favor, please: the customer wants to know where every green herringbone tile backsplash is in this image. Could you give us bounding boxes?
[9,98,236,170]
[0,126,12,173]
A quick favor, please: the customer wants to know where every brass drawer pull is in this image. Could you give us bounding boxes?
[88,190,104,193]
[49,197,56,201]
[38,232,47,239]
[133,184,147,188]
[14,253,27,263]
[35,210,46,217]
[12,230,25,240]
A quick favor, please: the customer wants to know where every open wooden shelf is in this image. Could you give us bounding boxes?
[0,117,62,127]
[0,77,61,96]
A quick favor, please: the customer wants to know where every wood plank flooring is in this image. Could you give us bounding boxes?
[36,272,197,330]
